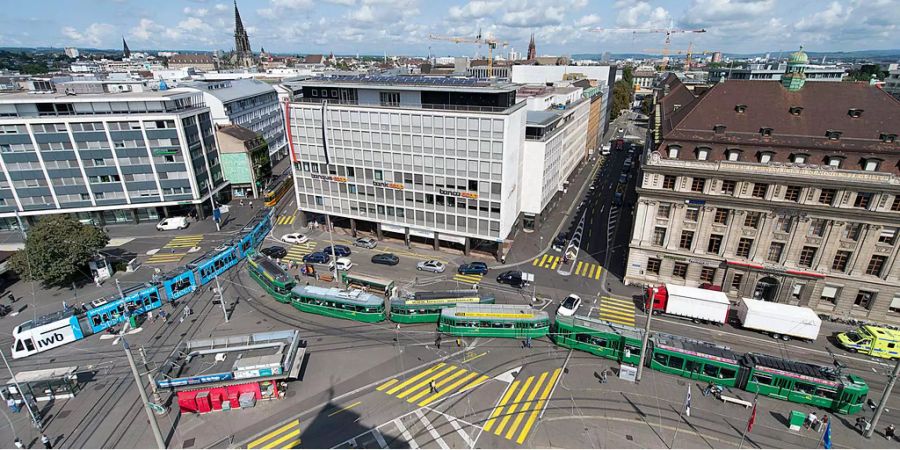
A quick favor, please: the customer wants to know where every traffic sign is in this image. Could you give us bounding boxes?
[213,208,221,222]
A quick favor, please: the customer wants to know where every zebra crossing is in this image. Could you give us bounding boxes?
[483,368,561,445]
[145,252,186,264]
[452,273,483,284]
[284,242,318,262]
[333,408,477,449]
[598,296,636,326]
[532,254,604,280]
[532,254,561,270]
[376,363,490,408]
[247,419,301,449]
[275,214,296,225]
[163,234,203,249]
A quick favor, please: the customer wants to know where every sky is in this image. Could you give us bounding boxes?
[1,0,898,57]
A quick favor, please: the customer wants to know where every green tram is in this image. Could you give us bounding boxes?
[739,353,867,415]
[649,333,743,387]
[247,254,296,303]
[289,285,386,323]
[390,290,495,324]
[341,273,395,297]
[553,315,643,366]
[437,304,549,338]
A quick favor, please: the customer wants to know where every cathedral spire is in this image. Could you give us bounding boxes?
[122,36,131,59]
[233,0,254,67]
[527,33,536,60]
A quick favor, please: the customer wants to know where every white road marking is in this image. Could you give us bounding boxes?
[372,430,387,448]
[394,418,419,449]
[448,417,475,448]
[415,409,449,450]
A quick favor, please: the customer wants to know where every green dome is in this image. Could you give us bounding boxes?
[789,46,808,65]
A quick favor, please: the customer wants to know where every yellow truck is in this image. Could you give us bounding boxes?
[837,325,900,359]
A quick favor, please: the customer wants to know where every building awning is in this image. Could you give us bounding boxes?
[726,260,825,279]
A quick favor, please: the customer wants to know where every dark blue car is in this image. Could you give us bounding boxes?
[321,245,351,257]
[458,262,489,275]
[303,252,331,264]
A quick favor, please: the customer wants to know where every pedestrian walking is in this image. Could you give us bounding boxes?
[146,311,153,323]
[806,411,818,430]
[526,336,532,348]
[41,434,52,449]
[434,335,441,349]
[160,310,168,323]
[249,201,253,210]
[429,380,438,393]
[886,424,896,440]
[819,414,828,433]
[14,438,23,449]
[856,416,868,433]
[240,199,244,207]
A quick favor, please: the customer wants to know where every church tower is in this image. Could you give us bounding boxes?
[122,37,131,59]
[233,0,254,68]
[527,33,536,60]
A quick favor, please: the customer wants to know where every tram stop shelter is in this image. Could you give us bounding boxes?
[154,330,306,414]
[2,366,80,406]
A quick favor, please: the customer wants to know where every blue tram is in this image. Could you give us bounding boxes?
[11,208,275,359]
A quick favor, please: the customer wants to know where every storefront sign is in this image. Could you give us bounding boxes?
[440,189,478,199]
[661,254,720,266]
[233,367,283,380]
[726,260,825,278]
[311,174,347,183]
[685,199,706,205]
[373,181,405,190]
[158,373,233,388]
[152,149,179,156]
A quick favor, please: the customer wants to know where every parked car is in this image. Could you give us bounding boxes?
[322,245,351,257]
[281,233,309,244]
[613,192,624,206]
[552,233,569,251]
[416,260,446,273]
[353,237,377,249]
[329,257,353,271]
[458,262,488,275]
[302,252,331,264]
[557,294,582,317]
[496,270,526,288]
[157,217,188,231]
[371,253,400,266]
[260,246,287,259]
[618,173,628,184]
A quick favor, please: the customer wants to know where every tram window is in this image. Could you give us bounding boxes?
[667,355,684,369]
[815,387,837,400]
[149,291,160,302]
[703,364,719,377]
[795,382,816,395]
[15,340,23,352]
[720,368,736,379]
[685,360,700,373]
[654,353,668,365]
[24,339,34,352]
[751,374,773,386]
[624,344,641,357]
[92,316,102,327]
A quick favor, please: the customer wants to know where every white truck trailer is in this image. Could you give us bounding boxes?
[735,297,822,341]
[646,284,730,325]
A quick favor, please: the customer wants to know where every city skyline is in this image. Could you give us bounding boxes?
[1,0,898,57]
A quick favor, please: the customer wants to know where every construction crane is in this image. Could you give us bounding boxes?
[429,29,508,78]
[588,22,706,70]
[643,43,712,71]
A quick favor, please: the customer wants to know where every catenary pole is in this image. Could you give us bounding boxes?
[865,358,900,438]
[636,287,656,383]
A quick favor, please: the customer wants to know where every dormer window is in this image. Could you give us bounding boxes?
[760,127,773,137]
[789,106,803,116]
[758,152,774,164]
[667,145,681,159]
[735,104,747,113]
[825,130,842,140]
[848,108,863,118]
[696,147,710,161]
[827,156,843,168]
[713,124,726,134]
[863,158,882,172]
[880,133,897,143]
[791,153,809,164]
[726,149,742,161]
[673,104,681,111]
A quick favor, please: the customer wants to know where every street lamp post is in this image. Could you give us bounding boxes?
[213,271,228,323]
[0,349,41,429]
[636,287,656,383]
[122,338,166,449]
[865,358,900,438]
[327,216,338,281]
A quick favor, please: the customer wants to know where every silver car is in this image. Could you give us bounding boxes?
[353,237,377,249]
[416,260,446,273]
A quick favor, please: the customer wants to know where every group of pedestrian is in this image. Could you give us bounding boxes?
[13,434,52,449]
[522,336,533,348]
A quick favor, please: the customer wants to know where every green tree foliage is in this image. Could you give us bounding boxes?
[610,66,635,120]
[21,63,49,74]
[9,216,109,286]
[640,95,653,116]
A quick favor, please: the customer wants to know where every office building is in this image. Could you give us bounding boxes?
[286,75,527,258]
[708,62,846,83]
[884,67,900,100]
[0,89,226,228]
[216,124,270,199]
[64,47,79,59]
[181,79,287,163]
[626,48,900,322]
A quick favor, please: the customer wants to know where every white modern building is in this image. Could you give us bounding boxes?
[182,79,287,164]
[885,67,900,100]
[286,76,527,258]
[0,89,227,229]
[708,62,846,83]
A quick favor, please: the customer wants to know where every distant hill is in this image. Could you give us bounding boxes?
[573,49,900,61]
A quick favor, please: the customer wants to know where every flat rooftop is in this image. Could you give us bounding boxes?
[298,75,519,93]
[0,88,198,103]
[526,110,562,127]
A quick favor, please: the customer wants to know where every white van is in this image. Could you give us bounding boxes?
[157,217,189,231]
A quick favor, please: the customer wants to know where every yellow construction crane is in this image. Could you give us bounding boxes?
[643,43,712,70]
[429,30,508,77]
[588,23,706,70]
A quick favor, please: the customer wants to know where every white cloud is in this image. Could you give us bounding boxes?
[795,2,847,32]
[214,3,229,12]
[183,7,209,17]
[500,6,565,28]
[271,0,313,8]
[326,0,357,4]
[616,1,670,28]
[61,23,115,47]
[448,1,503,20]
[178,17,213,33]
[575,14,602,27]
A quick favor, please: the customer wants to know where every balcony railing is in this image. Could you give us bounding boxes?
[294,97,520,114]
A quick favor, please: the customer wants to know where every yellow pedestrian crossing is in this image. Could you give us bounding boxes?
[598,296,636,326]
[284,242,317,262]
[247,419,301,449]
[453,273,483,284]
[532,254,603,280]
[376,363,490,407]
[145,252,186,264]
[276,214,296,225]
[163,234,203,249]
[483,369,561,445]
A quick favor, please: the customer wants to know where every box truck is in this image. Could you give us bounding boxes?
[734,297,822,341]
[645,284,730,325]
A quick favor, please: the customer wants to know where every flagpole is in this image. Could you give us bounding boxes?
[740,393,759,449]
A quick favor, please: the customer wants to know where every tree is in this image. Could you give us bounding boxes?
[9,216,109,287]
[640,95,653,116]
[21,63,48,74]
[610,78,634,121]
